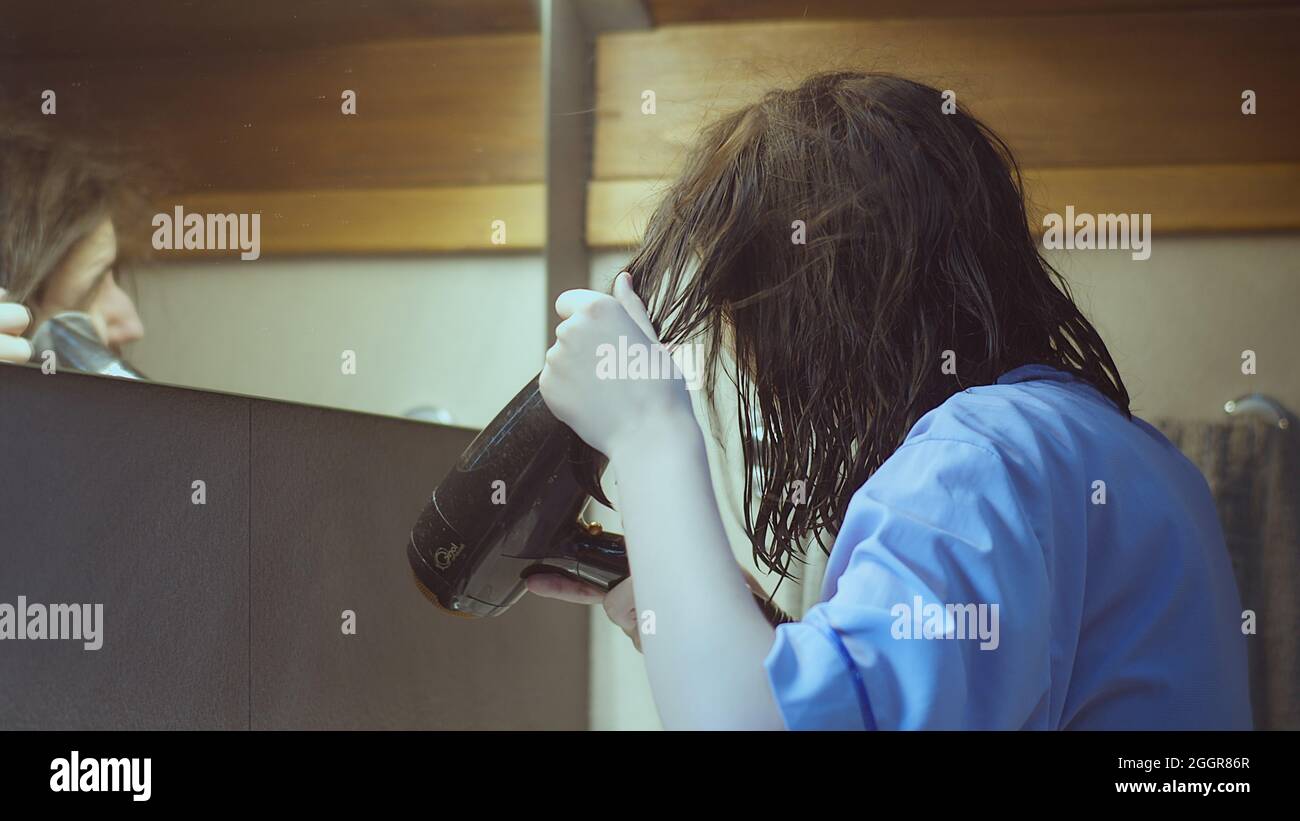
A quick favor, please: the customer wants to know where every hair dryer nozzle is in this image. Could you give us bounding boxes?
[28,311,146,379]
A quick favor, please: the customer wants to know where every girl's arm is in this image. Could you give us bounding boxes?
[537,273,786,730]
[606,406,785,730]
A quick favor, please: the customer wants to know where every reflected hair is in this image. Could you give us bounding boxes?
[0,116,148,305]
[609,72,1129,582]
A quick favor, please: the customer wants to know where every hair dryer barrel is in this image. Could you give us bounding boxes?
[408,375,629,617]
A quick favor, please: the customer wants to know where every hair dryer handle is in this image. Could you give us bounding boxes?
[532,520,794,627]
[546,522,629,591]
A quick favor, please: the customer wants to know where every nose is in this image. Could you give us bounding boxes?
[99,275,146,349]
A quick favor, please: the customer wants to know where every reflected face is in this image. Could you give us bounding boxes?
[34,218,145,353]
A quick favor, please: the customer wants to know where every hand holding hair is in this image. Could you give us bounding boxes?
[539,271,695,461]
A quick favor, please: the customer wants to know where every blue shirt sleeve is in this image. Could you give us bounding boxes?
[763,438,1054,730]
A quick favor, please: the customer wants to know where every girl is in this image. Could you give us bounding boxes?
[530,72,1251,730]
[0,121,146,365]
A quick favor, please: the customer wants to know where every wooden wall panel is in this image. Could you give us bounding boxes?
[149,185,545,255]
[588,164,1300,246]
[1023,163,1300,234]
[1,34,543,191]
[647,0,1293,26]
[593,9,1300,179]
[0,0,539,60]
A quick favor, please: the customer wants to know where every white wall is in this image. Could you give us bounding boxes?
[1046,235,1300,421]
[125,255,547,428]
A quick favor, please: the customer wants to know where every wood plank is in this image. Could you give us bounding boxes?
[0,0,539,59]
[586,164,1300,246]
[0,34,543,191]
[1023,163,1300,234]
[139,185,546,256]
[593,9,1300,179]
[587,179,669,249]
[647,0,1291,26]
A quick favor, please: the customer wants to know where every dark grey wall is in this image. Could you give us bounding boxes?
[0,365,589,729]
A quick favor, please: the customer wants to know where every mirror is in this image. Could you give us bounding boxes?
[0,0,545,427]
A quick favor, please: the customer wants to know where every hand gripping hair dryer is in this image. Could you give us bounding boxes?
[407,375,793,625]
[407,375,628,618]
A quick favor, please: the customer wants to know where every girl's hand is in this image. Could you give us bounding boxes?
[526,567,783,652]
[526,574,644,651]
[0,289,35,364]
[539,272,695,459]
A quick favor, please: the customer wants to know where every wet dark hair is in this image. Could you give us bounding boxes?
[614,72,1129,584]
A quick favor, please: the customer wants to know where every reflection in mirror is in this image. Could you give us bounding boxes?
[29,312,146,380]
[0,0,544,427]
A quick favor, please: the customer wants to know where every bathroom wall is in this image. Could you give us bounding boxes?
[125,255,548,428]
[1046,234,1300,421]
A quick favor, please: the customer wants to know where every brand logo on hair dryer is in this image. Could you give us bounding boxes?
[433,542,466,570]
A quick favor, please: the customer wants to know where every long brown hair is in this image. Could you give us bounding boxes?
[0,117,147,306]
[617,72,1128,582]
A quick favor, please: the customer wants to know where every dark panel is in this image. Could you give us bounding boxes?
[0,364,590,730]
[0,365,250,729]
[248,401,590,730]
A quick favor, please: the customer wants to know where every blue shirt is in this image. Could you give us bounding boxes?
[764,365,1252,730]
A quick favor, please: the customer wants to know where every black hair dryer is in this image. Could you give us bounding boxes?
[407,375,793,625]
[28,311,146,380]
[407,375,628,618]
